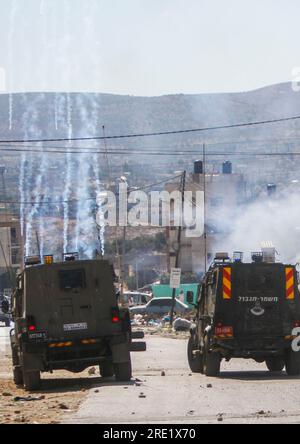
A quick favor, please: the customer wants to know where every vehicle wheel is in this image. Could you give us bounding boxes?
[187,336,203,373]
[100,360,114,378]
[114,361,132,382]
[203,338,221,377]
[13,366,23,385]
[285,350,300,376]
[23,370,41,391]
[266,357,285,372]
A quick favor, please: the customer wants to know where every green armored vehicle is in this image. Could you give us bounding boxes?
[187,251,300,377]
[5,254,145,390]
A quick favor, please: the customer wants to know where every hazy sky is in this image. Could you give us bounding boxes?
[0,0,299,96]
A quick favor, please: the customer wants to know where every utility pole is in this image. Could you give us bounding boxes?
[170,171,186,326]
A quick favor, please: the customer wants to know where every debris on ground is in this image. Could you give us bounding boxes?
[14,395,45,402]
[173,318,192,332]
[88,367,96,376]
[58,403,69,410]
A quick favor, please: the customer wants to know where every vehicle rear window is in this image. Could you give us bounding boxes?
[236,268,276,292]
[151,299,172,307]
[59,269,86,290]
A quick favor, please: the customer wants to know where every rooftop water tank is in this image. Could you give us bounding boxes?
[194,160,203,174]
[222,161,232,174]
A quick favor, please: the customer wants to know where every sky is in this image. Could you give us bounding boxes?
[0,0,299,96]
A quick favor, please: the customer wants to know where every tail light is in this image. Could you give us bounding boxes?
[111,307,120,323]
[215,323,233,338]
[26,315,36,332]
[294,321,300,328]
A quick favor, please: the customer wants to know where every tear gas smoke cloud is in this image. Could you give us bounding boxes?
[216,189,300,264]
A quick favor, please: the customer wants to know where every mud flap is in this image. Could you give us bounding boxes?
[20,352,43,372]
[130,341,147,352]
[131,331,144,339]
[111,342,131,364]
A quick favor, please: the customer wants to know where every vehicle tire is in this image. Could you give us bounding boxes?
[187,336,203,373]
[114,361,132,382]
[13,366,23,385]
[203,338,221,377]
[285,350,300,376]
[266,357,285,372]
[100,360,114,378]
[23,370,41,391]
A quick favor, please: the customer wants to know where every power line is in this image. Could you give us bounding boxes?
[3,145,300,157]
[0,115,300,143]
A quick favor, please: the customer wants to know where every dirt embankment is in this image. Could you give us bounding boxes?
[0,351,99,424]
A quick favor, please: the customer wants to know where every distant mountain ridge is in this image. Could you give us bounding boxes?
[0,82,300,145]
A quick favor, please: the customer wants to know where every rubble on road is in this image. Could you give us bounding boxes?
[131,313,193,339]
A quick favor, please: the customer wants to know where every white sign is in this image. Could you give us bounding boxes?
[63,323,88,332]
[170,268,181,289]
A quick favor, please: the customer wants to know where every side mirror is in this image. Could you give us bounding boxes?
[1,300,9,314]
[186,291,194,305]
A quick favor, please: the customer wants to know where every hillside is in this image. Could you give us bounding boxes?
[0,82,300,146]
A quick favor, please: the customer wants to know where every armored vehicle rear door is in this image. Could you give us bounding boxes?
[26,260,117,339]
[215,264,298,338]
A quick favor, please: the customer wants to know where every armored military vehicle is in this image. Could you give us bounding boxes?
[187,251,300,377]
[4,254,145,390]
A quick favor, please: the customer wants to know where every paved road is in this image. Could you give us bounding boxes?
[66,335,300,424]
[0,326,11,352]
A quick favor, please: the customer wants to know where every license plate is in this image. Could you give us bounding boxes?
[28,331,48,342]
[63,322,88,332]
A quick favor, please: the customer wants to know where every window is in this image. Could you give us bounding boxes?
[150,299,172,307]
[59,269,86,290]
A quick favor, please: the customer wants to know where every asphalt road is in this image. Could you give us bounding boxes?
[65,335,300,424]
[2,329,300,424]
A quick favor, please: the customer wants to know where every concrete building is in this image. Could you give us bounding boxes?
[0,213,23,290]
[166,161,246,274]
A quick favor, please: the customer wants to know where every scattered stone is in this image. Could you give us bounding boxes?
[139,393,146,399]
[161,371,166,377]
[257,410,265,415]
[2,392,12,397]
[88,367,96,376]
[207,384,213,388]
[217,415,223,422]
[14,395,45,402]
[94,390,99,393]
[58,403,69,410]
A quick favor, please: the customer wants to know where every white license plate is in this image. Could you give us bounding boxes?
[63,322,88,332]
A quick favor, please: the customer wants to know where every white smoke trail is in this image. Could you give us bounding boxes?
[93,155,106,256]
[18,153,26,237]
[8,0,18,130]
